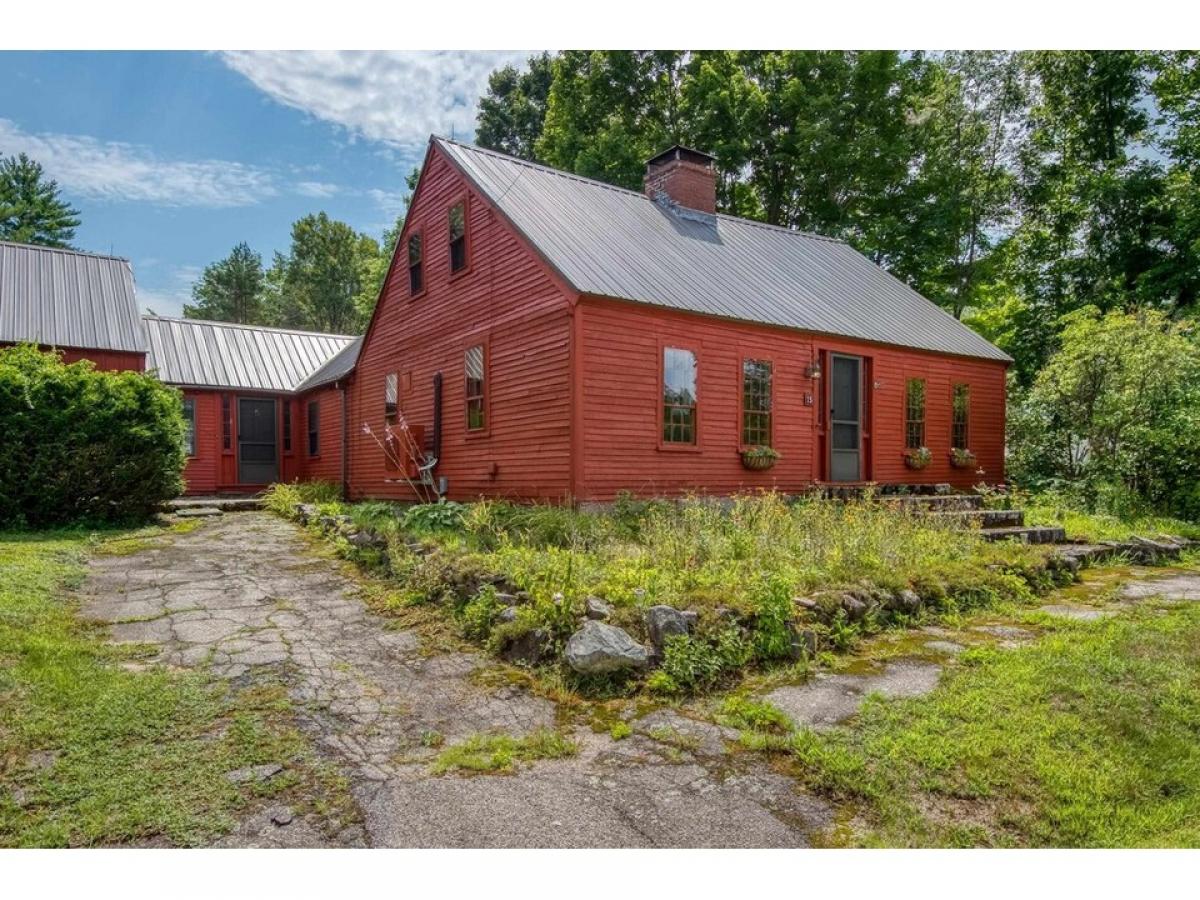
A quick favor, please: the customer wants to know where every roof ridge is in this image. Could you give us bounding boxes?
[434,136,848,246]
[142,314,356,341]
[435,136,651,201]
[0,239,131,263]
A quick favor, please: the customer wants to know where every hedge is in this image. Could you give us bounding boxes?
[0,344,186,527]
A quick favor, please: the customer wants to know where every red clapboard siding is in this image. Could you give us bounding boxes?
[296,385,346,486]
[181,390,220,494]
[576,297,1006,500]
[32,346,146,371]
[345,144,575,502]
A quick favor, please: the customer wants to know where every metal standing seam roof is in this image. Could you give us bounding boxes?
[294,335,362,392]
[0,240,146,353]
[435,138,1011,363]
[143,316,356,393]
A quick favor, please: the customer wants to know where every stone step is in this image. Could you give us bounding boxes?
[926,508,1025,528]
[167,496,263,512]
[173,506,223,518]
[980,525,1067,544]
[882,493,985,512]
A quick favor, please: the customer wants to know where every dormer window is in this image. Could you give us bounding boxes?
[408,232,423,295]
[449,202,467,273]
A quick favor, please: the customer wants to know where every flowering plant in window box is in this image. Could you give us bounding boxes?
[741,446,780,471]
[903,447,932,470]
[950,447,977,469]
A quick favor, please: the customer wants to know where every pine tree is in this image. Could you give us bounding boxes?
[0,152,81,248]
[184,242,267,324]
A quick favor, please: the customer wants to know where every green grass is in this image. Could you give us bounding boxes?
[782,605,1200,847]
[0,528,338,847]
[430,728,578,774]
[1022,501,1200,542]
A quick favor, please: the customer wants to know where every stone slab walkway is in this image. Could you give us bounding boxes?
[763,661,942,731]
[79,513,831,848]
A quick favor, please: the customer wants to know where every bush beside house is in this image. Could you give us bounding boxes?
[0,345,186,527]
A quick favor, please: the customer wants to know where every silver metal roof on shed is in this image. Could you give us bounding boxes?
[143,316,355,393]
[436,138,1010,362]
[0,240,146,354]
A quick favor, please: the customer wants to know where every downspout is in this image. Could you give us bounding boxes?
[339,380,349,501]
[431,371,443,495]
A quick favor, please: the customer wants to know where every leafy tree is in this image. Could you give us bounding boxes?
[277,213,374,334]
[998,51,1166,380]
[478,49,1200,395]
[476,53,554,160]
[183,241,266,324]
[538,51,689,190]
[0,152,81,248]
[1008,307,1200,518]
[892,52,1026,319]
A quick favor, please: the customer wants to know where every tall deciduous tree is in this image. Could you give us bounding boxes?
[999,51,1169,381]
[183,242,266,324]
[0,152,81,248]
[278,213,373,334]
[538,51,689,189]
[895,51,1026,319]
[476,53,554,160]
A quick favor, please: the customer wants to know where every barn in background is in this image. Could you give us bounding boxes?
[0,241,147,371]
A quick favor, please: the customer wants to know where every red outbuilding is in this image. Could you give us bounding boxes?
[0,241,148,372]
[343,138,1011,503]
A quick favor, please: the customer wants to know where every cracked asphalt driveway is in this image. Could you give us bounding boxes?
[79,512,831,848]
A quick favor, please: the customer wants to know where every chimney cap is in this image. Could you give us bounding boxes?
[645,145,716,170]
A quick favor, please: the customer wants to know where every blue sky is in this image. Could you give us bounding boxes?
[0,51,530,316]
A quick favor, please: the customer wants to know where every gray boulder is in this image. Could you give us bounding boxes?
[585,596,613,620]
[644,605,698,654]
[565,622,649,674]
[496,606,519,624]
[840,594,868,622]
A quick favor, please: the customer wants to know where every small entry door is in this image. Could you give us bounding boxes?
[238,397,278,484]
[829,354,862,482]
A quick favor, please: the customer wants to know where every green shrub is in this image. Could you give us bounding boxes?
[402,499,467,533]
[657,627,752,693]
[0,345,185,527]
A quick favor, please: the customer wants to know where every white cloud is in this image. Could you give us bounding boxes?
[0,118,277,208]
[368,187,408,218]
[295,180,340,198]
[219,50,533,148]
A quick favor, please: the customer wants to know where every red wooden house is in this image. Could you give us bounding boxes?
[342,138,1011,502]
[3,133,1012,504]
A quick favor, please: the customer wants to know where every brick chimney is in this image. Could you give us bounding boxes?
[644,145,717,214]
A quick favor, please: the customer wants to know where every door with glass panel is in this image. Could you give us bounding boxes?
[828,354,862,482]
